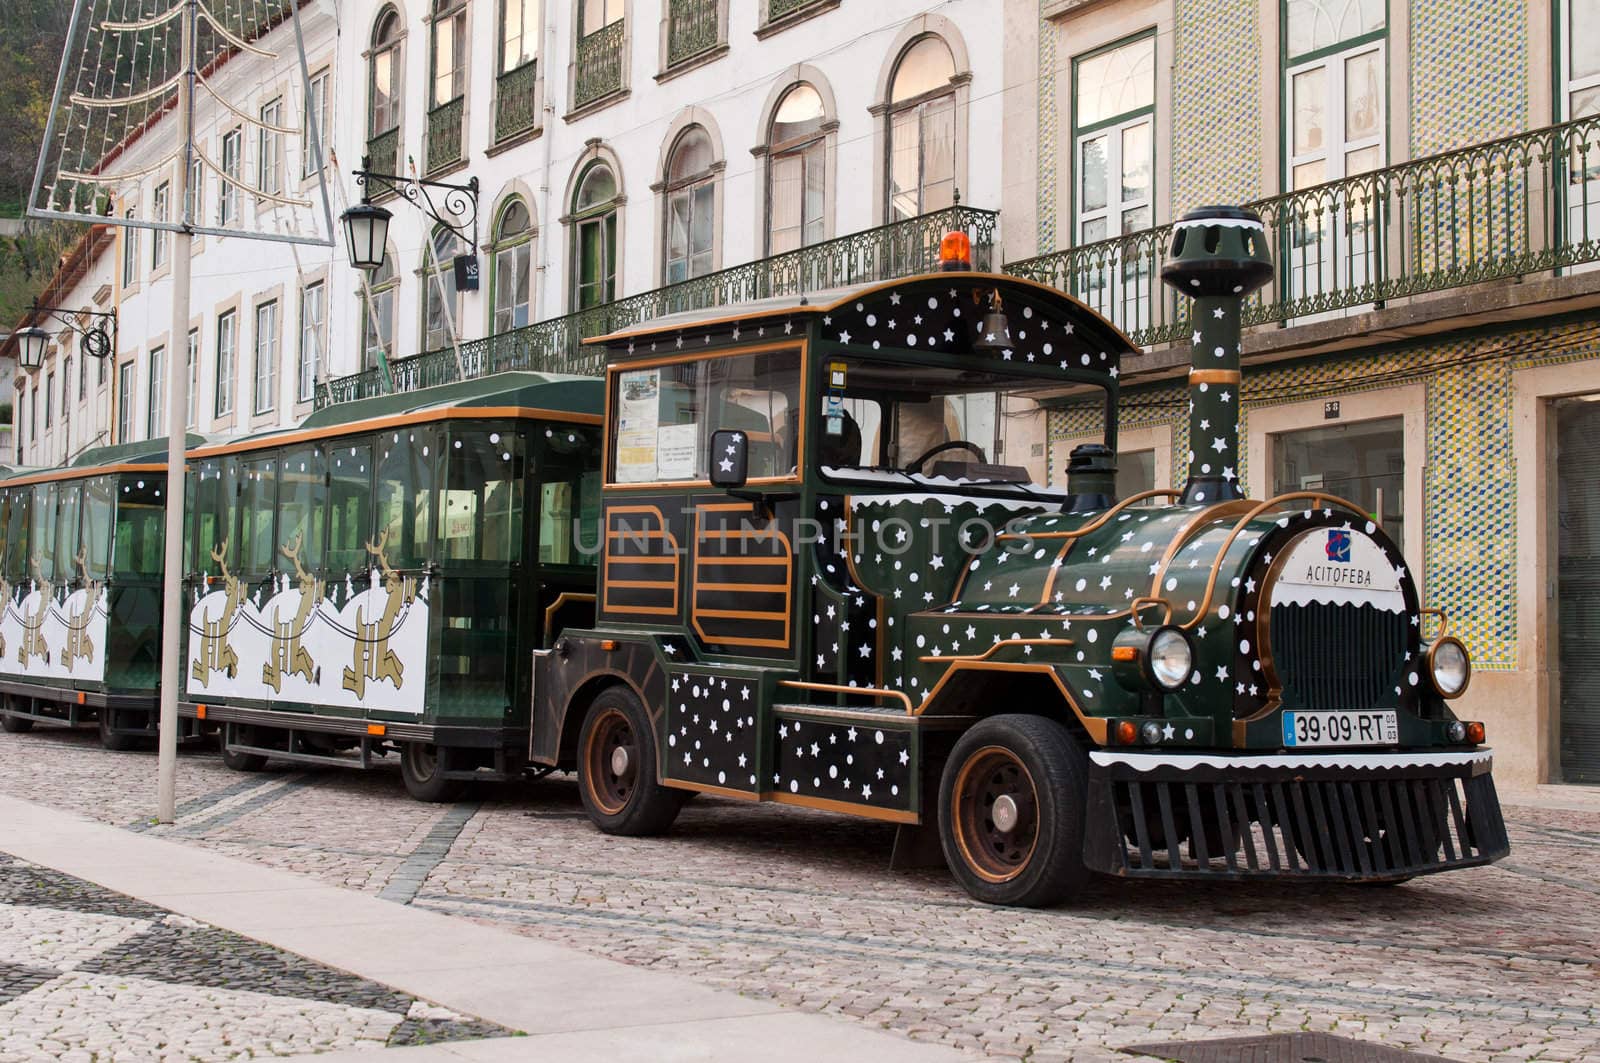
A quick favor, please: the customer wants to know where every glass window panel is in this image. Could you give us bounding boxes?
[772,84,824,145]
[802,142,826,245]
[1345,144,1382,174]
[1081,216,1108,242]
[4,489,28,582]
[438,428,524,564]
[575,163,616,211]
[891,36,956,103]
[1121,121,1151,201]
[374,429,435,569]
[498,200,530,237]
[1344,49,1382,141]
[328,443,373,572]
[582,0,623,34]
[1075,36,1155,127]
[276,446,328,574]
[112,479,164,579]
[919,96,957,211]
[768,153,803,253]
[1292,66,1326,155]
[238,459,277,577]
[1080,135,1108,212]
[1571,85,1600,120]
[55,483,81,579]
[537,427,601,565]
[1287,0,1386,59]
[669,128,714,183]
[1574,0,1600,79]
[888,108,921,220]
[503,0,539,69]
[1292,159,1326,189]
[191,458,239,573]
[83,476,113,580]
[611,348,802,483]
[691,183,715,272]
[1122,204,1152,234]
[1272,416,1404,550]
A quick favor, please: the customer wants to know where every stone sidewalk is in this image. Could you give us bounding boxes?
[0,793,965,1062]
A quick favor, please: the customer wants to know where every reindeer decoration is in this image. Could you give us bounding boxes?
[60,546,102,671]
[0,576,11,659]
[17,554,53,666]
[191,539,244,685]
[342,529,416,700]
[263,532,323,692]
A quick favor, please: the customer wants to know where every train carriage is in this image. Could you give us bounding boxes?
[0,439,201,749]
[532,213,1510,906]
[179,372,604,800]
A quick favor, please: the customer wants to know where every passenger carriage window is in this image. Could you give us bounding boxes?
[113,478,165,578]
[276,445,328,574]
[328,442,374,572]
[610,348,801,484]
[5,489,30,583]
[55,482,83,580]
[438,427,524,565]
[238,459,278,577]
[83,476,113,581]
[31,484,57,582]
[374,429,435,569]
[537,425,601,565]
[192,458,241,571]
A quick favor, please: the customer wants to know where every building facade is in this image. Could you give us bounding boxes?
[1003,0,1600,788]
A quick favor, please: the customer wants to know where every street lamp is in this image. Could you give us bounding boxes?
[341,200,393,272]
[15,326,50,371]
[339,154,479,276]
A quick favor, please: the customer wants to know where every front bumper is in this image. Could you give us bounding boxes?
[1083,748,1509,881]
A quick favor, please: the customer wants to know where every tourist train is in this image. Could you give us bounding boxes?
[0,209,1508,906]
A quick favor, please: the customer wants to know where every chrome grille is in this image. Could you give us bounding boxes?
[1268,602,1408,711]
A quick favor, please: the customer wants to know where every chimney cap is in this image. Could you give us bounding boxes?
[1160,204,1274,298]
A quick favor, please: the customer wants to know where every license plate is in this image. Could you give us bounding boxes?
[1281,710,1398,748]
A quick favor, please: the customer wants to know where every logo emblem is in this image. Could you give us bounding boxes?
[1325,529,1352,563]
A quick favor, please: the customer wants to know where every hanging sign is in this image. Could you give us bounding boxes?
[454,254,480,291]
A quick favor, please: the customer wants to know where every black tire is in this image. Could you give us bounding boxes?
[98,710,142,752]
[1,713,33,734]
[938,714,1091,908]
[219,727,269,773]
[576,686,686,836]
[401,742,468,803]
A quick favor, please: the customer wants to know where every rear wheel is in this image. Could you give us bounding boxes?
[400,742,468,803]
[98,709,141,752]
[577,686,685,836]
[0,712,32,734]
[939,714,1090,908]
[218,727,269,772]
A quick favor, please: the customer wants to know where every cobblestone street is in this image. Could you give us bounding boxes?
[2,728,1597,1062]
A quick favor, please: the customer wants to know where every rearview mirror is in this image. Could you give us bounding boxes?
[709,429,748,489]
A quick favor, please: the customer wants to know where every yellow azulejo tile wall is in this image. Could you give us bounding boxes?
[1047,317,1600,674]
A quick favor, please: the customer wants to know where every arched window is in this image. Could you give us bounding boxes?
[368,8,404,167]
[886,35,957,221]
[571,162,618,310]
[664,126,715,283]
[361,247,399,371]
[492,199,534,332]
[432,0,467,108]
[767,84,826,254]
[423,227,466,350]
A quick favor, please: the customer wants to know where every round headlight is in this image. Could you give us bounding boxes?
[1148,627,1193,691]
[1429,637,1471,698]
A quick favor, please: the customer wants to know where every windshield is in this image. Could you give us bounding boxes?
[820,356,1098,484]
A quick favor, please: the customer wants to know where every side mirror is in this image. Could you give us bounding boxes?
[709,428,748,489]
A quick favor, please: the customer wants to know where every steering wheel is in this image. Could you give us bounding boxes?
[907,440,988,474]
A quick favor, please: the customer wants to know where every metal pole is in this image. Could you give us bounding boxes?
[157,0,197,824]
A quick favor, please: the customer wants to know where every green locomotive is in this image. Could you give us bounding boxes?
[178,373,603,800]
[0,438,198,749]
[531,209,1508,906]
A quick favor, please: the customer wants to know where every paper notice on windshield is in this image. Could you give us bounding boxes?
[656,423,698,481]
[615,370,661,482]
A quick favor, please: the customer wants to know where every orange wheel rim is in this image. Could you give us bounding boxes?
[583,707,636,816]
[951,745,1040,884]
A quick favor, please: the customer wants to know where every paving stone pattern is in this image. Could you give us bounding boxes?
[0,852,508,1061]
[3,729,1599,1062]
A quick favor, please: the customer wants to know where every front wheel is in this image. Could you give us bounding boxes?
[938,714,1091,908]
[576,687,685,836]
[400,742,468,803]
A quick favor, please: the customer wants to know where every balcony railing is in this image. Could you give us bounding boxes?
[495,60,539,142]
[574,20,625,109]
[316,205,998,408]
[366,127,400,180]
[768,0,825,21]
[1005,114,1600,348]
[426,97,465,174]
[667,0,719,67]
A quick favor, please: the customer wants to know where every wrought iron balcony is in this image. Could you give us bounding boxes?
[767,0,826,21]
[366,128,400,183]
[495,60,539,142]
[425,97,465,174]
[573,19,625,109]
[316,204,997,408]
[667,0,719,67]
[1004,114,1600,348]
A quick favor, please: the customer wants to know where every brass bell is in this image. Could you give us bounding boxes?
[974,289,1011,351]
